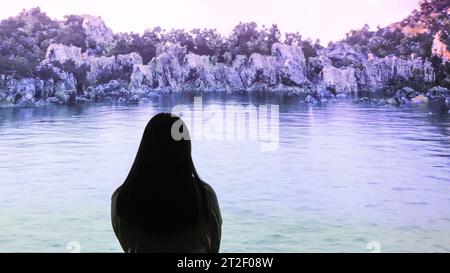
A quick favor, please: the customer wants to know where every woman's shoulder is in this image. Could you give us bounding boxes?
[200,181,216,196]
[200,182,220,207]
[111,184,128,207]
[199,181,222,223]
[198,180,222,252]
[111,185,126,224]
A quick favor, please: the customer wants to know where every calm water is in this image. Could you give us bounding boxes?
[0,94,449,253]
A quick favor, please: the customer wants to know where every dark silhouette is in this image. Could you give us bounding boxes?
[111,113,222,253]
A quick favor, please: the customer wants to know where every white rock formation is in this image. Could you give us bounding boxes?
[82,15,114,45]
[322,66,358,94]
[44,44,83,64]
[130,64,153,89]
[357,56,435,91]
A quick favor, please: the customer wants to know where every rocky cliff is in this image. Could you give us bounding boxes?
[0,1,449,107]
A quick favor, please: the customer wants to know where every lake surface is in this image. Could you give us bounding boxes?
[0,94,449,253]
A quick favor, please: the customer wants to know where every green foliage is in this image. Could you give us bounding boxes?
[300,40,318,58]
[35,64,60,81]
[284,32,302,46]
[107,23,281,63]
[430,56,450,89]
[0,7,308,81]
[0,7,60,78]
[0,55,37,77]
[0,2,448,89]
[108,31,158,64]
[57,15,87,51]
[343,0,449,59]
[228,22,281,58]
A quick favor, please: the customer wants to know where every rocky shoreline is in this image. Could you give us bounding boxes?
[1,41,448,109]
[0,2,449,112]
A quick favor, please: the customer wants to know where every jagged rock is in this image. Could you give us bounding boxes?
[44,44,83,64]
[428,86,449,97]
[4,78,45,104]
[356,57,435,92]
[3,40,443,106]
[321,66,358,94]
[116,52,143,68]
[130,64,153,89]
[149,43,310,92]
[271,43,309,87]
[149,44,185,91]
[308,56,332,82]
[126,95,141,104]
[0,91,6,101]
[81,15,114,45]
[52,89,76,104]
[86,52,142,84]
[99,80,121,93]
[305,94,318,104]
[180,54,245,92]
[313,88,336,103]
[87,55,115,83]
[43,43,143,85]
[53,91,68,104]
[37,65,78,101]
[156,43,187,62]
[39,42,311,95]
[85,80,125,101]
[35,67,78,104]
[186,43,310,92]
[248,53,278,87]
[387,97,401,106]
[1,18,448,107]
[1,1,449,107]
[356,97,384,104]
[412,95,429,104]
[213,63,244,91]
[232,55,252,88]
[321,42,367,67]
[183,53,217,90]
[395,87,417,102]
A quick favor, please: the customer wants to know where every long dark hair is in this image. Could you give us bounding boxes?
[116,113,204,233]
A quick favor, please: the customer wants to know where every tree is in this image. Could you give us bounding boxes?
[58,15,87,51]
[0,55,35,77]
[35,64,60,81]
[266,24,281,48]
[109,29,162,64]
[228,22,260,57]
[300,40,317,58]
[191,28,225,57]
[285,32,302,46]
[164,29,194,52]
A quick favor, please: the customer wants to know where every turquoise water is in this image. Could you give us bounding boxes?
[0,94,449,253]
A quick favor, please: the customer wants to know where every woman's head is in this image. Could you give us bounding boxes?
[117,113,202,233]
[132,113,193,178]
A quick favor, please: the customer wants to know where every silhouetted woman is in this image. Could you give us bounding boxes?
[111,113,222,253]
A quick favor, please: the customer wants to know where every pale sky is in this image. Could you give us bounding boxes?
[0,0,420,44]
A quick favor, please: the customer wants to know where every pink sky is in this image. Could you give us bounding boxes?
[1,0,420,43]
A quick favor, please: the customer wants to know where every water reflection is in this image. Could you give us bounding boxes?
[0,95,449,252]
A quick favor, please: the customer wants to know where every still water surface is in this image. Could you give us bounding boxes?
[0,94,449,252]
